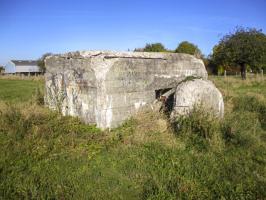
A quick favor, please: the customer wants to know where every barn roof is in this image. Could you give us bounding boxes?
[11,60,38,66]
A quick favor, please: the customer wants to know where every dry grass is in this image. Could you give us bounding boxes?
[0,74,44,81]
[127,109,180,148]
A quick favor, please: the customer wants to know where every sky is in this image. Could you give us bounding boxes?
[0,0,265,65]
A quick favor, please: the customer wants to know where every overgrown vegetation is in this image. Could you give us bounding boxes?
[0,76,266,199]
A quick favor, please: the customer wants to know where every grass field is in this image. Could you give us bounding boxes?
[0,78,43,103]
[0,76,266,199]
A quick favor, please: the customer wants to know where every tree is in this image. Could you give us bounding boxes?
[141,43,167,52]
[211,27,266,79]
[37,53,52,73]
[0,65,5,73]
[175,41,202,58]
[0,66,4,74]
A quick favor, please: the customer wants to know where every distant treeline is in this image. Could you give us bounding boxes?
[134,27,266,79]
[38,27,266,80]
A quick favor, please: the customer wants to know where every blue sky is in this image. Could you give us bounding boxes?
[0,0,265,65]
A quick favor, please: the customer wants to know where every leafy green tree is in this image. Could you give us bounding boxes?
[175,41,202,58]
[212,27,266,79]
[37,53,52,73]
[0,66,4,74]
[142,43,167,52]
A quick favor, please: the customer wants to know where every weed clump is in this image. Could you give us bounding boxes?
[33,87,45,105]
[172,107,224,151]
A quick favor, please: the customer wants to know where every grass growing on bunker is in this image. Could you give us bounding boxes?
[0,76,266,199]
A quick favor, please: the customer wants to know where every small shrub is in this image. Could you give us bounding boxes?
[172,107,223,151]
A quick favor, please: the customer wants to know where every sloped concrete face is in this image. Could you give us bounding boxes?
[45,51,208,129]
[171,79,224,118]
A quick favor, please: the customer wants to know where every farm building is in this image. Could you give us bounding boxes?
[4,60,41,75]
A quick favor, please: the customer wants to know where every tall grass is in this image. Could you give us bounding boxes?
[0,76,266,199]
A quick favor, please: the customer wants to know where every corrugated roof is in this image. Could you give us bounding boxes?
[11,60,38,66]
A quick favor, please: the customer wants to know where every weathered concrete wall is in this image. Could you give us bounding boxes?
[45,51,208,129]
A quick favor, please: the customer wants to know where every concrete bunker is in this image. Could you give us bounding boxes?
[45,51,223,129]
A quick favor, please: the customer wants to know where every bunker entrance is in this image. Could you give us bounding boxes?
[155,88,175,114]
